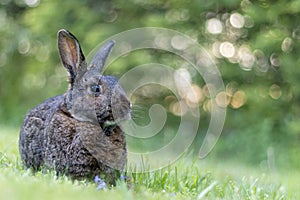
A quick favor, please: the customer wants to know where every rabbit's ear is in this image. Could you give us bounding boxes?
[89,40,115,72]
[58,29,87,86]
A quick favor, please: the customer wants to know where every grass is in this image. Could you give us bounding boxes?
[0,126,299,200]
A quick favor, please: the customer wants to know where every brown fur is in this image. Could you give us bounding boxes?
[19,29,131,185]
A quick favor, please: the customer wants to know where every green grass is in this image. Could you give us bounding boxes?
[0,126,299,200]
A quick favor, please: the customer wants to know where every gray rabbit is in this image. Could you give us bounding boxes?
[19,29,131,184]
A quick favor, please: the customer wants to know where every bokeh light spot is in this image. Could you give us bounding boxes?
[254,49,269,73]
[203,100,212,112]
[206,18,223,34]
[230,13,245,28]
[281,37,293,52]
[185,84,203,107]
[216,91,230,108]
[211,42,222,58]
[243,15,254,28]
[171,35,189,50]
[24,0,40,7]
[226,81,238,96]
[270,53,280,67]
[219,42,235,58]
[269,84,282,99]
[238,45,255,71]
[292,28,300,40]
[18,39,31,55]
[231,90,247,109]
[174,68,192,93]
[169,100,188,116]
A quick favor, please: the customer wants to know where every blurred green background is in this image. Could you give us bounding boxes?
[0,0,300,170]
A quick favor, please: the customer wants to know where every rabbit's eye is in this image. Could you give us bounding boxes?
[90,84,102,94]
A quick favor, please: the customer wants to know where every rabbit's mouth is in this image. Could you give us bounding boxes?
[99,119,118,136]
[102,120,117,128]
[97,113,117,130]
[96,105,131,131]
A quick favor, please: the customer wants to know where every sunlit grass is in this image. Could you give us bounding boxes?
[0,125,298,199]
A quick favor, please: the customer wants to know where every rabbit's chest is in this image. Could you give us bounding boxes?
[44,110,126,172]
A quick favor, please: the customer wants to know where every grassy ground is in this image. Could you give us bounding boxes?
[0,126,299,200]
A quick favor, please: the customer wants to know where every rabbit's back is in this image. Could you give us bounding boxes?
[19,95,64,169]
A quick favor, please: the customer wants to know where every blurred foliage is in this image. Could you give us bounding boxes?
[0,0,300,169]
